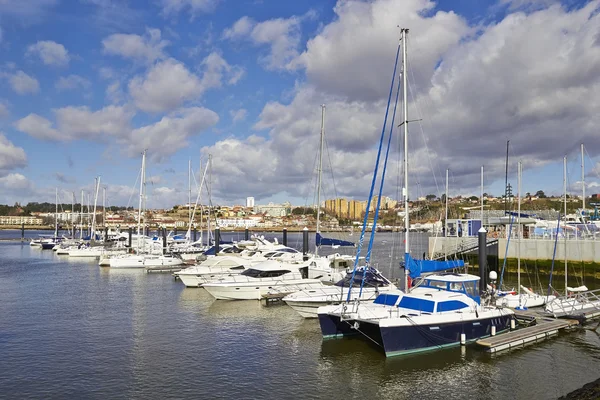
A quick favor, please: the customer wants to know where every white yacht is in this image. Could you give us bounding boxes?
[109,254,183,269]
[203,260,324,300]
[283,267,396,318]
[318,273,514,357]
[176,256,257,287]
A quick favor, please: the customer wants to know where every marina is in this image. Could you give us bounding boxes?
[2,231,600,399]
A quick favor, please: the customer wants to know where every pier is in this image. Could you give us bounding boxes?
[476,309,584,353]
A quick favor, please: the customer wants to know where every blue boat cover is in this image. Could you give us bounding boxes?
[316,232,355,247]
[405,253,465,279]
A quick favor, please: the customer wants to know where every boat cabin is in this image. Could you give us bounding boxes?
[415,273,481,303]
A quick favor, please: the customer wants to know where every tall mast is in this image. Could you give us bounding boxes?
[444,168,448,261]
[137,151,146,251]
[91,176,100,243]
[80,189,84,240]
[401,28,409,291]
[517,161,522,305]
[188,158,192,228]
[315,104,325,256]
[481,165,484,227]
[55,187,58,237]
[582,143,585,211]
[504,140,509,214]
[102,186,106,232]
[564,156,568,295]
[71,192,75,237]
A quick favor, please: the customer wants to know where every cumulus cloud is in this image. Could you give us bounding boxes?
[26,40,70,66]
[15,105,133,141]
[230,108,247,123]
[0,173,34,191]
[160,0,219,18]
[0,102,9,118]
[223,15,304,70]
[125,107,219,161]
[7,71,40,95]
[55,75,92,91]
[204,0,600,203]
[102,28,169,63]
[0,133,27,174]
[128,54,242,113]
[128,58,203,113]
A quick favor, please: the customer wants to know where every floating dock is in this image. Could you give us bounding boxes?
[476,309,583,353]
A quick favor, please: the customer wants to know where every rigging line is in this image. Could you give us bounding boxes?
[360,68,402,296]
[340,318,383,348]
[346,39,402,303]
[407,57,441,198]
[126,166,142,210]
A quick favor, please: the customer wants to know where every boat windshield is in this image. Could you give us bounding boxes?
[241,268,291,278]
[398,296,435,313]
[334,268,388,288]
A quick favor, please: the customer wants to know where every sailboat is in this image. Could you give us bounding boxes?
[495,162,555,308]
[545,156,600,318]
[109,151,183,269]
[41,188,61,249]
[317,29,514,357]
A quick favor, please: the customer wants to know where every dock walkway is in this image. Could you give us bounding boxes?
[476,310,579,353]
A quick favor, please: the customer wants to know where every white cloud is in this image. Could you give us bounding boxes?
[0,0,57,20]
[223,15,303,70]
[106,81,124,104]
[125,107,219,161]
[55,75,92,91]
[201,52,245,87]
[0,133,27,173]
[102,28,169,63]
[230,108,247,123]
[26,40,70,66]
[222,16,254,39]
[14,114,61,140]
[204,0,600,202]
[8,71,40,95]
[129,55,242,113]
[0,102,8,118]
[160,0,219,18]
[128,58,203,113]
[0,173,33,191]
[15,105,133,142]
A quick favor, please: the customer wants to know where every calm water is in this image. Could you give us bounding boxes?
[1,231,600,399]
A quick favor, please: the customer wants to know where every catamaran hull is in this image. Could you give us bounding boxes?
[319,312,514,357]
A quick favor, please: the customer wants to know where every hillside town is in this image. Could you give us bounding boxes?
[1,191,596,231]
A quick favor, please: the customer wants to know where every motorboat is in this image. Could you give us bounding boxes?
[283,267,396,318]
[109,253,184,269]
[203,260,324,300]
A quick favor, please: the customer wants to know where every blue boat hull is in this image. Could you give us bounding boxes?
[319,312,514,357]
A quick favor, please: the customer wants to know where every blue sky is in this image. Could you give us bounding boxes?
[0,0,599,209]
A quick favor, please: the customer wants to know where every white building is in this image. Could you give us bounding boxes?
[246,197,255,208]
[216,218,259,228]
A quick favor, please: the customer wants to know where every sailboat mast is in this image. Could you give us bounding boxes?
[401,28,409,291]
[582,143,585,211]
[517,161,521,302]
[102,186,106,232]
[504,140,509,214]
[80,189,84,240]
[71,192,75,237]
[481,165,484,226]
[564,156,568,295]
[92,177,100,243]
[188,158,192,227]
[55,188,58,237]
[315,104,325,256]
[137,151,146,250]
[444,168,448,261]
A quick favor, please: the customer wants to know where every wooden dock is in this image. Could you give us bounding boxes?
[477,318,579,353]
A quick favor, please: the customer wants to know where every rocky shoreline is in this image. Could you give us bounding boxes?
[559,377,600,399]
